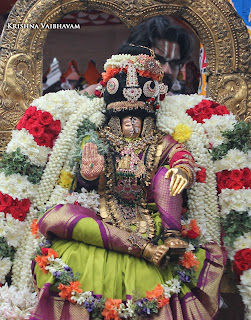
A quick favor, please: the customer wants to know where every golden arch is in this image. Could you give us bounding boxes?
[0,0,250,152]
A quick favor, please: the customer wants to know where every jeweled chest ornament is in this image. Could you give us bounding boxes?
[116,145,146,179]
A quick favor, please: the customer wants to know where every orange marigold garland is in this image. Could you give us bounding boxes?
[30,219,39,238]
[58,281,83,301]
[102,298,123,320]
[180,251,200,271]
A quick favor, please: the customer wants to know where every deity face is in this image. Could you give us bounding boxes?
[152,40,181,90]
[121,116,142,139]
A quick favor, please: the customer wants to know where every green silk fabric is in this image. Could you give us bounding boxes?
[34,213,206,300]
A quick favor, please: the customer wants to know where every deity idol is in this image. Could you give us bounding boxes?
[31,46,223,320]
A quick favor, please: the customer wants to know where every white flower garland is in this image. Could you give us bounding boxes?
[214,149,251,173]
[0,283,38,320]
[0,257,12,284]
[6,129,51,167]
[219,189,251,216]
[0,212,27,248]
[239,269,251,320]
[34,94,105,210]
[66,188,100,213]
[33,90,85,125]
[0,172,37,201]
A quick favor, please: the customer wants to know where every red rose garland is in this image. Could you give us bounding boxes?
[233,249,251,281]
[186,99,229,123]
[16,106,61,148]
[216,168,251,192]
[0,191,30,221]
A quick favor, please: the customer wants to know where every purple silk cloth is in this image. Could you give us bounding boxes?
[38,204,109,248]
[37,203,144,257]
[147,166,182,230]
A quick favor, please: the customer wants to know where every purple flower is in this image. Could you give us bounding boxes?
[136,298,151,316]
[177,270,191,283]
[84,300,94,312]
[64,266,73,277]
[53,271,62,279]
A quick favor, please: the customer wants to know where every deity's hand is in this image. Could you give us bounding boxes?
[142,243,170,266]
[164,237,188,257]
[165,168,189,197]
[81,142,104,181]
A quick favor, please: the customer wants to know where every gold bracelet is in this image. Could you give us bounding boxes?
[142,243,155,261]
[175,165,192,180]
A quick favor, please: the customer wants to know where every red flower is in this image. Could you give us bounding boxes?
[39,111,53,125]
[100,80,107,87]
[228,180,244,190]
[16,116,27,130]
[25,117,37,130]
[25,106,37,117]
[242,249,251,263]
[196,168,206,183]
[49,120,61,134]
[19,198,31,212]
[0,192,13,207]
[0,205,9,213]
[220,170,231,181]
[41,247,49,256]
[34,133,53,148]
[29,123,45,137]
[233,260,250,276]
[201,107,214,119]
[186,100,229,124]
[193,104,203,114]
[94,90,103,98]
[201,100,218,108]
[215,105,230,115]
[242,168,251,181]
[233,249,251,278]
[234,250,243,262]
[230,170,243,181]
[243,179,251,188]
[186,108,194,117]
[235,248,251,263]
[8,206,27,221]
[187,229,199,239]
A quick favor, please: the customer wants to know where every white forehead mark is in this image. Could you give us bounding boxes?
[164,41,176,61]
[171,43,176,60]
[164,41,169,58]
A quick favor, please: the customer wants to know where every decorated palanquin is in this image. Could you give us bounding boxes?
[0,49,250,320]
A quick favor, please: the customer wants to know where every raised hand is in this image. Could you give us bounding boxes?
[81,142,104,181]
[165,167,188,197]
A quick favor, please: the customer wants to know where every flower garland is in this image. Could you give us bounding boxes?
[31,223,202,320]
[185,100,251,318]
[0,90,106,294]
[0,283,38,320]
[0,91,87,289]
